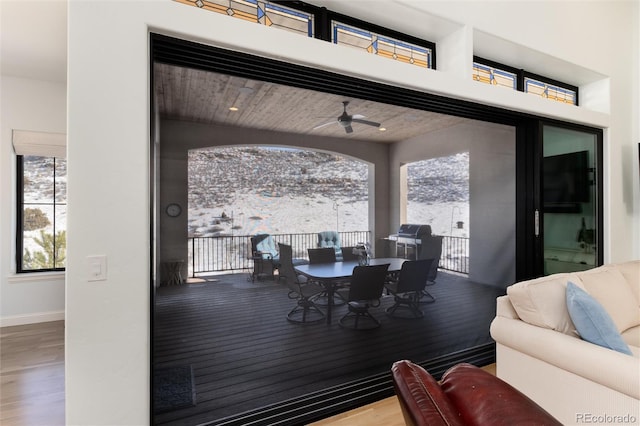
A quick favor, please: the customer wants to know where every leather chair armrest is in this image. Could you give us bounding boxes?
[391,360,464,426]
[440,363,561,426]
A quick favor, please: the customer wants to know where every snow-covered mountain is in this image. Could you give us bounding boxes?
[187,147,469,237]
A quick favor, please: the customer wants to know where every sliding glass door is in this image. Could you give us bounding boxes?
[541,124,603,275]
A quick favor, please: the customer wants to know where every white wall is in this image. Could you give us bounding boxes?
[391,121,516,287]
[0,75,66,326]
[468,124,516,287]
[65,1,638,424]
[414,0,639,264]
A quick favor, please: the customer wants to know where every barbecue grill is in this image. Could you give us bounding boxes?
[388,224,432,259]
[397,224,432,239]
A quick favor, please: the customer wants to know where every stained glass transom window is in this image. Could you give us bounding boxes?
[175,0,314,37]
[472,62,517,89]
[524,77,577,104]
[332,21,433,69]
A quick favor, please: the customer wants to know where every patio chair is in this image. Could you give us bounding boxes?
[307,247,337,264]
[385,259,434,318]
[340,246,360,261]
[418,235,443,284]
[278,243,325,324]
[250,234,280,281]
[337,263,390,329]
[317,231,342,260]
[307,247,344,306]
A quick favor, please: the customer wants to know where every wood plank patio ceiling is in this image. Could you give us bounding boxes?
[154,63,468,143]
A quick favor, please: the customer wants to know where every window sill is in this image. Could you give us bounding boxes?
[8,271,65,283]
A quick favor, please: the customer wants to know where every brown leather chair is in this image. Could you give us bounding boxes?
[391,360,561,426]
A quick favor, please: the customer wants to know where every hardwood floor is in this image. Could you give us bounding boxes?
[310,396,405,426]
[310,363,497,426]
[0,319,496,426]
[0,321,65,426]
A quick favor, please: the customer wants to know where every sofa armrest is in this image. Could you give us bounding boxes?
[496,295,519,319]
[491,316,640,399]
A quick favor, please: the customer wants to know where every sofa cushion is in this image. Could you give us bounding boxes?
[622,325,640,348]
[317,231,341,249]
[612,260,640,306]
[507,273,584,335]
[566,282,633,355]
[254,234,278,258]
[577,265,640,333]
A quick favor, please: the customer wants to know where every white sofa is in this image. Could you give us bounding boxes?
[490,260,640,425]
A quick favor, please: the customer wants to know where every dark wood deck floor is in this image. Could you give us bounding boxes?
[152,269,505,426]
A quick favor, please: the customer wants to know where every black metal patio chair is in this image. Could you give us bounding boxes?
[278,243,325,324]
[337,263,390,329]
[385,258,434,319]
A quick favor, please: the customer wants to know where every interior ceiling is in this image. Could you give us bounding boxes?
[154,63,470,143]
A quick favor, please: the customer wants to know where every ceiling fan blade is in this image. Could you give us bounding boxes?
[315,103,379,134]
[352,118,381,127]
[312,120,337,130]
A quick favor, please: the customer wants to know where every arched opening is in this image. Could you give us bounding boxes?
[184,145,371,277]
[406,153,469,236]
[405,152,470,273]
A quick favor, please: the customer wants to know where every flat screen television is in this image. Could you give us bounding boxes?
[543,150,590,212]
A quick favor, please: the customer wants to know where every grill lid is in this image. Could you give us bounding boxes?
[398,224,432,238]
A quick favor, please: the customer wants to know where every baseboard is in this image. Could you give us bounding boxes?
[0,310,65,327]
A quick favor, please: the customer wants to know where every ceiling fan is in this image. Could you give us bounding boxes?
[313,101,381,134]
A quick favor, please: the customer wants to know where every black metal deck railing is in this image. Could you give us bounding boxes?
[440,235,469,274]
[187,232,469,277]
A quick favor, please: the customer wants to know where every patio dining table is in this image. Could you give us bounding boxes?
[294,257,406,324]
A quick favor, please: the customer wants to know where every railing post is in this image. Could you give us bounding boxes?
[191,238,195,278]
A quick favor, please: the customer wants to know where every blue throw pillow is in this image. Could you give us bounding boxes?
[566,282,633,355]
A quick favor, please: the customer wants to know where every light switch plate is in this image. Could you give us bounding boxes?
[87,255,107,281]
